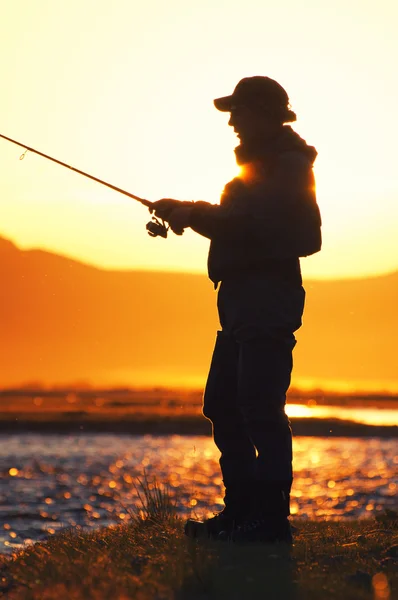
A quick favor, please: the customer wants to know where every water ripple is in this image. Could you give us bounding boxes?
[0,433,396,553]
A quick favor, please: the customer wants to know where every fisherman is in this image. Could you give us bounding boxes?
[151,76,322,543]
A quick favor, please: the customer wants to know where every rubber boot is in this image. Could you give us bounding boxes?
[184,481,252,539]
[227,482,293,544]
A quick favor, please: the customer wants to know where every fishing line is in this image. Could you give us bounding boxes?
[0,132,169,238]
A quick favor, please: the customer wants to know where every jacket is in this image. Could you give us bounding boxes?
[189,127,322,287]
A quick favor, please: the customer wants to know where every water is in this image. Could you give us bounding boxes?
[286,403,398,426]
[0,433,396,554]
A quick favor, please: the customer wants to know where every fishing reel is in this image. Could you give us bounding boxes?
[146,216,169,238]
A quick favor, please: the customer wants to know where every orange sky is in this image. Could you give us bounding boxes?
[1,0,398,279]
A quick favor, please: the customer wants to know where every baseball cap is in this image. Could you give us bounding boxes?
[214,76,290,113]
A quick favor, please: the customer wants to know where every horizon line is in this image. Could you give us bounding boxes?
[2,233,397,282]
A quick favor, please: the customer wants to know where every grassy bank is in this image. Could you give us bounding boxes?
[1,416,397,438]
[0,483,396,600]
[1,388,397,437]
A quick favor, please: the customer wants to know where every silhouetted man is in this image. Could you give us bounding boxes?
[152,76,322,542]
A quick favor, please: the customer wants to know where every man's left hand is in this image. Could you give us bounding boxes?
[168,206,194,235]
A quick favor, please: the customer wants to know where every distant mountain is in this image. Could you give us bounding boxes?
[1,236,397,391]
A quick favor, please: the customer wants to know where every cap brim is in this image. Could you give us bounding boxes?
[213,95,234,112]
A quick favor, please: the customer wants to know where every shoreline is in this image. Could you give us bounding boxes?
[1,509,397,599]
[0,416,396,437]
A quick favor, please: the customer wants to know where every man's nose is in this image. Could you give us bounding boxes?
[228,113,234,126]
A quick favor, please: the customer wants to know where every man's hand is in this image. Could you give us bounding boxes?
[150,198,194,235]
[150,198,182,219]
[167,205,194,235]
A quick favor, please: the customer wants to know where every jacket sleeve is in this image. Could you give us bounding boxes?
[189,151,322,257]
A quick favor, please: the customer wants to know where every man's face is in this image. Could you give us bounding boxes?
[228,105,278,144]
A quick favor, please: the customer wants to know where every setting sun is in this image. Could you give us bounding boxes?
[1,0,398,280]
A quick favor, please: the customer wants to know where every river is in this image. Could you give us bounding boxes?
[0,432,396,554]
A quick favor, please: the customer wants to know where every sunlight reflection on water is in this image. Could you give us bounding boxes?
[286,404,398,426]
[0,433,396,554]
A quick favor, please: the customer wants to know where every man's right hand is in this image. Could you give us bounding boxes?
[150,198,182,219]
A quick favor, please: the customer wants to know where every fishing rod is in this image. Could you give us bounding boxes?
[0,132,169,238]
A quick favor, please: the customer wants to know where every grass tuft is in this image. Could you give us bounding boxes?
[132,471,178,525]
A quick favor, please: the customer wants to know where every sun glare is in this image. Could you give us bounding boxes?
[0,1,397,320]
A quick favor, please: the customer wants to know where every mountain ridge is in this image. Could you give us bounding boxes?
[1,235,397,390]
[3,236,397,281]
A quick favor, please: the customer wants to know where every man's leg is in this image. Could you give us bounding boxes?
[232,331,296,540]
[185,331,256,538]
[203,331,257,508]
